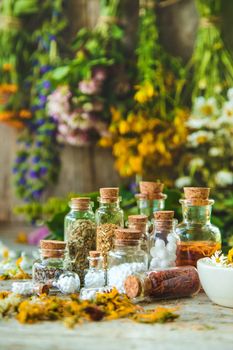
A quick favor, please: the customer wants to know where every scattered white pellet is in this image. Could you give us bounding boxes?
[12,281,34,295]
[84,270,105,289]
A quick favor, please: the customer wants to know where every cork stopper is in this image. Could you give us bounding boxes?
[154,211,174,231]
[128,215,148,224]
[154,211,174,220]
[89,250,101,258]
[40,240,66,258]
[115,228,142,246]
[124,275,142,298]
[139,181,164,194]
[89,251,101,268]
[99,187,119,203]
[70,197,91,210]
[183,187,211,206]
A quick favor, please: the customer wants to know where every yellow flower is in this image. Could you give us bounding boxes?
[227,248,233,264]
[110,107,122,122]
[129,156,143,174]
[134,82,155,104]
[119,120,130,134]
[19,109,32,119]
[115,157,134,177]
[3,248,9,260]
[99,137,112,148]
[3,63,13,72]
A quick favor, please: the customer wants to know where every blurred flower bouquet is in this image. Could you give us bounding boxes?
[176,89,233,190]
[47,0,126,146]
[0,0,39,128]
[190,0,233,101]
[100,0,188,183]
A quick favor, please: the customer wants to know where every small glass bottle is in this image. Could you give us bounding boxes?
[128,214,149,253]
[135,181,167,220]
[64,197,96,285]
[84,251,105,289]
[96,188,124,268]
[32,240,66,288]
[176,187,221,267]
[150,211,178,269]
[124,266,201,300]
[107,228,148,293]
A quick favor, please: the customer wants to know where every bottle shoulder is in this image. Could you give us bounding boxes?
[176,222,221,241]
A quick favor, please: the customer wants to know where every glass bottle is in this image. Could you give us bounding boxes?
[107,228,148,293]
[150,211,178,269]
[135,181,167,221]
[127,214,149,253]
[96,187,124,268]
[124,266,201,300]
[64,197,96,285]
[32,240,66,288]
[84,251,105,289]
[176,187,221,267]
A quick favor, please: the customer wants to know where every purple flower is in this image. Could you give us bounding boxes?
[32,156,40,164]
[29,170,39,179]
[40,65,51,74]
[15,155,27,163]
[39,95,47,103]
[40,166,48,176]
[28,226,50,246]
[18,178,26,185]
[32,189,43,200]
[42,80,51,89]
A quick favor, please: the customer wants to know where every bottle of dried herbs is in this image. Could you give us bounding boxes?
[32,240,66,289]
[95,188,124,268]
[64,197,96,285]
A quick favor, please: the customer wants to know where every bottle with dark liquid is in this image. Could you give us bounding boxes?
[176,187,221,267]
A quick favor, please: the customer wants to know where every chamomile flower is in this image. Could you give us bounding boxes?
[210,251,227,266]
[215,170,233,187]
[193,96,218,118]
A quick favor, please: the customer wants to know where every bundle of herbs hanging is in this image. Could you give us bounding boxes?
[13,0,67,202]
[100,0,188,183]
[47,0,128,146]
[190,0,233,101]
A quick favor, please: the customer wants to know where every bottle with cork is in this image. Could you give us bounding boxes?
[64,197,96,285]
[127,214,149,253]
[176,187,221,267]
[107,228,148,293]
[84,251,105,289]
[135,181,167,220]
[96,187,124,268]
[32,240,66,288]
[124,266,201,301]
[150,211,178,269]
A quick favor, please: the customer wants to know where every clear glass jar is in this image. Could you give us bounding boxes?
[127,214,149,253]
[176,187,221,267]
[136,194,167,220]
[84,251,105,289]
[96,188,124,268]
[150,211,178,269]
[107,228,148,293]
[64,197,96,284]
[32,240,66,288]
[124,266,201,300]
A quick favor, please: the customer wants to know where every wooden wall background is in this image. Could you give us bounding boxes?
[2,0,232,221]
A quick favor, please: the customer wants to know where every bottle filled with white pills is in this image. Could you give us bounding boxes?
[149,211,179,269]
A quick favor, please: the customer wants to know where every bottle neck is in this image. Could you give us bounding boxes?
[114,241,141,251]
[98,200,120,209]
[137,199,165,216]
[182,205,212,224]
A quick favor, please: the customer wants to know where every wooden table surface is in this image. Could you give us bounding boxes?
[0,224,233,350]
